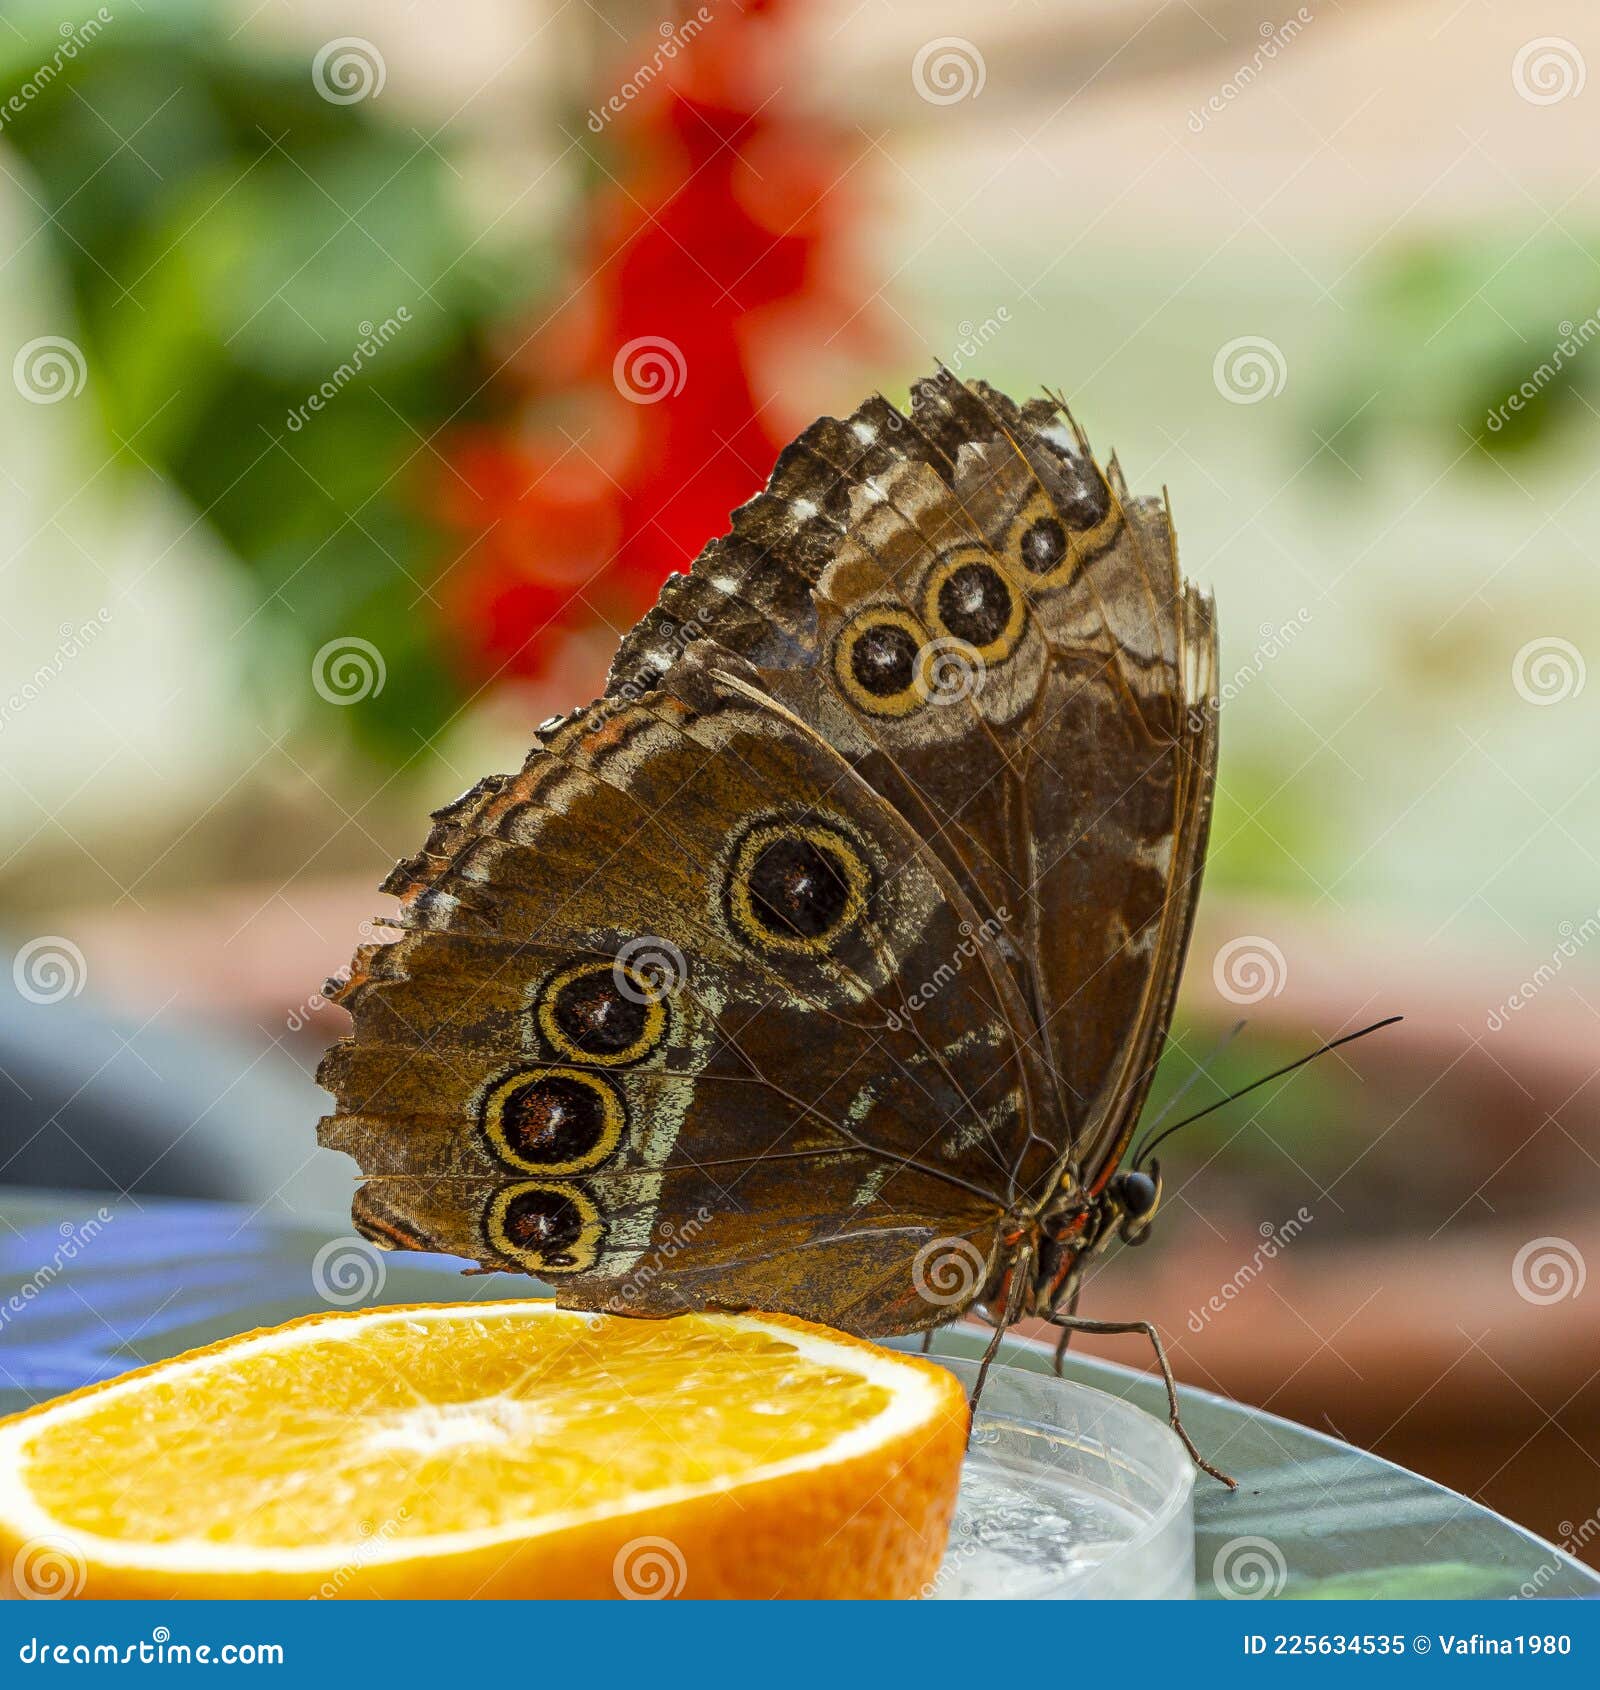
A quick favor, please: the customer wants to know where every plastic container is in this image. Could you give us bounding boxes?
[918,1351,1196,1599]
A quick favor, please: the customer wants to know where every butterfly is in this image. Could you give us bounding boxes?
[318,369,1227,1478]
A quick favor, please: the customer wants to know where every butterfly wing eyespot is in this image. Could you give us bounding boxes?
[484,1180,603,1274]
[481,1067,627,1175]
[921,549,1025,666]
[724,819,873,957]
[833,608,930,718]
[1016,513,1067,575]
[1002,480,1122,592]
[535,960,668,1067]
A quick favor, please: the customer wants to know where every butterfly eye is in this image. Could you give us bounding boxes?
[726,820,873,957]
[536,961,668,1067]
[1111,1169,1159,1219]
[834,610,929,717]
[1108,1162,1155,1243]
[922,551,1025,665]
[481,1067,626,1175]
[484,1180,603,1274]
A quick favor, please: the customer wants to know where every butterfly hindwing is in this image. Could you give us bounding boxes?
[713,371,1218,1189]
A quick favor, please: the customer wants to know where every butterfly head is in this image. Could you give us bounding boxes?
[1030,1159,1164,1316]
[1105,1160,1162,1246]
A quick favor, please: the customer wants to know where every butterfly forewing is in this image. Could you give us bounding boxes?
[321,648,1042,1334]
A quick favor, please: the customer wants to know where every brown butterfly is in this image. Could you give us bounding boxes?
[317,370,1227,1479]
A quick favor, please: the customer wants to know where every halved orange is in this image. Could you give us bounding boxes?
[0,1301,967,1600]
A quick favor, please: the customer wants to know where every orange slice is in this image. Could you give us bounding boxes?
[0,1301,966,1600]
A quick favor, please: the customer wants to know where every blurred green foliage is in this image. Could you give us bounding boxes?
[1321,229,1600,463]
[1,0,528,758]
[1204,760,1336,900]
[1145,1025,1347,1177]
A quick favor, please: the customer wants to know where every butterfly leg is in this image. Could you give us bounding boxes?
[967,1246,1032,1438]
[1050,1285,1082,1378]
[970,1310,1013,1409]
[1047,1314,1236,1489]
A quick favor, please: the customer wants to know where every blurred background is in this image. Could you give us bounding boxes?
[2,0,1597,1564]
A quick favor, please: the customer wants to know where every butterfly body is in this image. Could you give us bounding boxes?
[319,371,1217,1355]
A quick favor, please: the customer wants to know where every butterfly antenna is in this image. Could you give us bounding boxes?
[1135,1016,1404,1170]
[1130,1018,1248,1168]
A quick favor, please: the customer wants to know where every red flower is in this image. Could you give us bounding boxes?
[438,0,886,685]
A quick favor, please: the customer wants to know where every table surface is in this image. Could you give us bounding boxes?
[2,1191,1595,1600]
